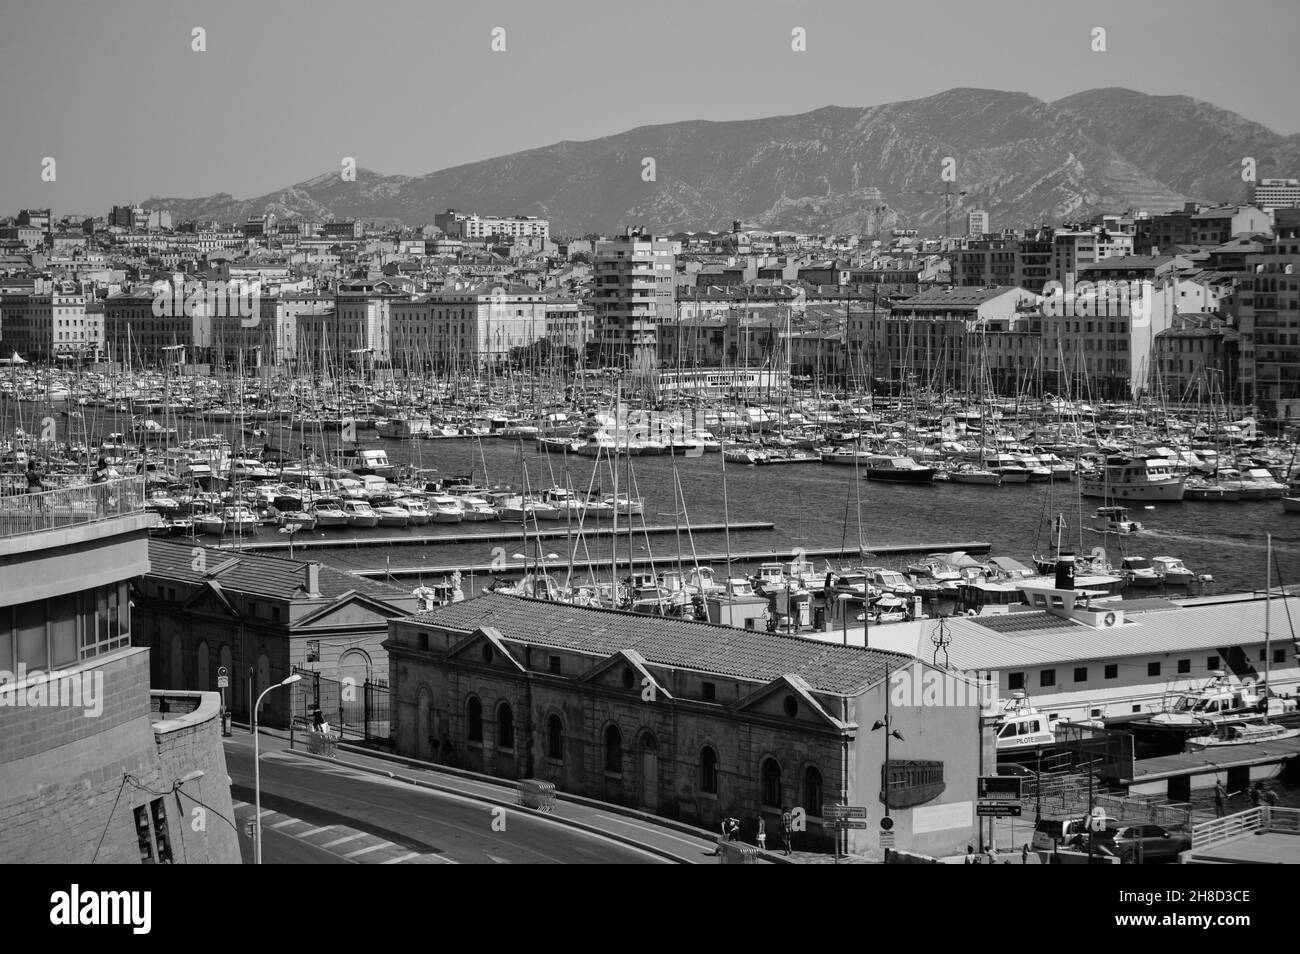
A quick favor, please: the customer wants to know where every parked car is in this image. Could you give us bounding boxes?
[1109,824,1192,863]
[1031,813,1119,853]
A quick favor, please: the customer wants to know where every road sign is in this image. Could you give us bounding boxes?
[879,816,895,832]
[217,675,229,688]
[977,802,1023,818]
[827,819,869,830]
[880,831,896,849]
[823,804,867,819]
[977,776,1022,801]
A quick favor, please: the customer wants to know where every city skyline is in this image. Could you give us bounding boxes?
[3,0,1300,214]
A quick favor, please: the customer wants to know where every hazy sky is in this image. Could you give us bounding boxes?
[3,0,1297,215]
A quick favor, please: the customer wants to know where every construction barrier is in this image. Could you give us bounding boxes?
[518,778,557,811]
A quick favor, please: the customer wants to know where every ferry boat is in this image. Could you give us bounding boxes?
[1080,455,1186,501]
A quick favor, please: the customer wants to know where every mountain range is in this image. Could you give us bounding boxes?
[145,87,1300,237]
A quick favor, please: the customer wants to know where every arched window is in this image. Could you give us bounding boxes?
[547,714,564,760]
[604,725,623,774]
[761,757,782,808]
[804,766,824,814]
[467,696,482,743]
[497,701,514,749]
[700,746,719,794]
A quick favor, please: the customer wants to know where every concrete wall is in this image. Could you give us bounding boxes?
[0,649,239,864]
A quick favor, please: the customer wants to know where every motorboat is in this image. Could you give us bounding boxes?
[1186,721,1300,748]
[310,498,350,528]
[392,496,431,525]
[948,464,1001,485]
[1080,455,1186,501]
[424,494,462,523]
[1151,556,1195,587]
[221,505,260,534]
[1120,556,1161,588]
[341,499,381,528]
[862,455,936,483]
[1091,506,1142,534]
[1131,672,1296,746]
[455,494,497,521]
[995,694,1057,760]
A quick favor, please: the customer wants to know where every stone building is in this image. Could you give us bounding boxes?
[132,540,419,729]
[387,592,987,858]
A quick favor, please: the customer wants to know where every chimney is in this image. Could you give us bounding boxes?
[304,562,321,597]
[1054,553,1076,592]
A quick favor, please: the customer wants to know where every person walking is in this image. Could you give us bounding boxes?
[781,806,793,856]
[1213,779,1227,818]
[756,816,767,852]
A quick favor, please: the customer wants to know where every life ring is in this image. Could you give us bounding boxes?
[1103,611,1117,626]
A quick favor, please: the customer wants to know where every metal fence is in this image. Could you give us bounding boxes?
[290,667,390,743]
[1023,774,1192,831]
[1194,806,1300,850]
[0,476,146,537]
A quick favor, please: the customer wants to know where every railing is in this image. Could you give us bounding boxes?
[1192,808,1263,851]
[0,477,147,538]
[1023,774,1192,831]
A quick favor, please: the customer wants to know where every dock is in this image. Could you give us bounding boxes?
[347,541,992,578]
[214,521,775,551]
[1123,735,1300,801]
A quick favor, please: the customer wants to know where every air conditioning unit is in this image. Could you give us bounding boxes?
[1072,607,1125,628]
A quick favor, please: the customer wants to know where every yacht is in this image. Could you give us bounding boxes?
[426,494,464,524]
[1080,455,1186,501]
[455,494,497,522]
[310,497,350,528]
[862,455,936,483]
[1120,556,1161,588]
[1130,672,1295,746]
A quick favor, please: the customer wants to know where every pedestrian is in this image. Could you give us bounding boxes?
[756,816,767,851]
[1213,779,1227,818]
[1022,843,1030,863]
[91,457,111,483]
[1249,782,1262,807]
[1262,785,1279,807]
[25,459,44,494]
[964,844,975,865]
[312,706,327,734]
[726,816,740,842]
[781,806,793,856]
[441,731,457,768]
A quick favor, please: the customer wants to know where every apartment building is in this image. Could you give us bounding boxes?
[1236,208,1300,418]
[0,285,96,361]
[591,228,677,370]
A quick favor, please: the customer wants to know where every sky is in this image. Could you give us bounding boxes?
[2,0,1298,216]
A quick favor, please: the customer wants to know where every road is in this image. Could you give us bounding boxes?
[223,735,669,864]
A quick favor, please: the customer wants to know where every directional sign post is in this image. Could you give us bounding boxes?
[217,667,231,736]
[976,802,1023,818]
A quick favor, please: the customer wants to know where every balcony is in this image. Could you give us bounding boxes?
[0,477,147,539]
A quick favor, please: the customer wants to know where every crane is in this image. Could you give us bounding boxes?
[900,186,969,239]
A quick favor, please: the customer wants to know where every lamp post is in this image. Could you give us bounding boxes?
[254,673,302,864]
[1035,746,1043,823]
[837,593,851,646]
[872,662,905,863]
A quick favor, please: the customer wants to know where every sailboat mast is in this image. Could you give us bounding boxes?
[1265,533,1272,725]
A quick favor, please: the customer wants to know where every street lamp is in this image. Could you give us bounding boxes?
[1035,746,1043,823]
[872,662,905,862]
[254,672,302,864]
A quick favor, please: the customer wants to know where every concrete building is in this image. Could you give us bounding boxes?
[388,282,552,371]
[0,285,96,361]
[1254,178,1300,212]
[386,592,987,858]
[132,540,420,730]
[434,210,550,243]
[0,477,239,864]
[1237,208,1300,418]
[1152,314,1237,403]
[1136,204,1273,255]
[591,229,677,371]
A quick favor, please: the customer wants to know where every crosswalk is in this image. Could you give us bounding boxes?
[230,799,455,864]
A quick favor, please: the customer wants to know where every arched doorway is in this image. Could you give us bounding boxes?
[196,640,209,692]
[337,648,372,686]
[417,687,433,760]
[639,732,659,811]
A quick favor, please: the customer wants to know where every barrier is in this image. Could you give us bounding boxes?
[307,728,339,758]
[718,841,760,864]
[518,778,557,811]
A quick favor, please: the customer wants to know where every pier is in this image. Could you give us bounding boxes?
[213,521,775,551]
[345,541,993,578]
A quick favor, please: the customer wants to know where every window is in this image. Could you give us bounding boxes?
[1148,662,1161,677]
[1177,659,1191,674]
[604,725,622,774]
[702,681,716,702]
[804,767,824,815]
[761,758,782,808]
[1105,664,1118,679]
[548,655,561,674]
[467,697,482,743]
[700,746,719,794]
[1073,667,1087,683]
[497,702,514,749]
[1008,672,1025,691]
[1040,669,1056,688]
[1276,648,1287,664]
[546,715,563,760]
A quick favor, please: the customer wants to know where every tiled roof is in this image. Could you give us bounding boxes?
[147,539,414,603]
[405,592,909,695]
[892,285,1021,308]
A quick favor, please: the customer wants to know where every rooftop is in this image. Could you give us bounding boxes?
[404,592,910,695]
[147,539,414,603]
